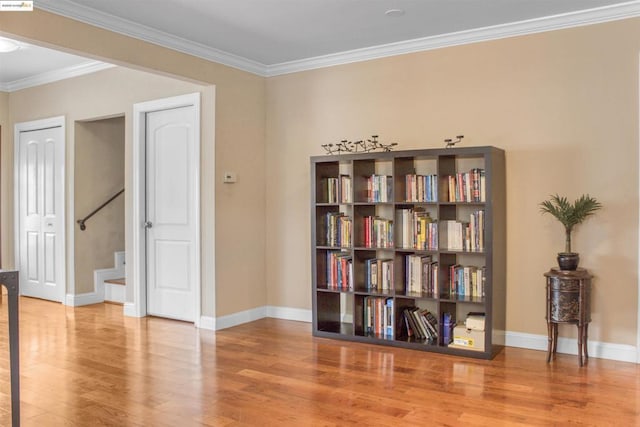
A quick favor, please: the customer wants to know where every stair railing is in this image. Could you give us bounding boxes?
[77,188,124,231]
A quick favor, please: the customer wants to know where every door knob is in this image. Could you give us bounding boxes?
[144,221,153,229]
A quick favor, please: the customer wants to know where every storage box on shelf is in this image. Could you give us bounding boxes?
[311,146,505,359]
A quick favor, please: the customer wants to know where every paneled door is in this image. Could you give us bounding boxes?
[17,118,65,302]
[145,105,197,321]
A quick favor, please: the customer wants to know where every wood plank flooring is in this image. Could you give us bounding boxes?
[0,297,638,426]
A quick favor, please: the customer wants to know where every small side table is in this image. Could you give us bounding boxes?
[544,267,592,366]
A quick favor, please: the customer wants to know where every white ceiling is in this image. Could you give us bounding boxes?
[0,38,112,91]
[1,0,639,89]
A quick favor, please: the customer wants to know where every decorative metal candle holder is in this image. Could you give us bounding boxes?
[321,135,398,155]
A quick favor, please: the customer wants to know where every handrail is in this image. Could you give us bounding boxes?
[77,188,124,231]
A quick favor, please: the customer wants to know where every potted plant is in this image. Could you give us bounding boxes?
[539,194,602,270]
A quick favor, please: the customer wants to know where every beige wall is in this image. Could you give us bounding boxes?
[266,19,640,345]
[0,9,267,317]
[74,117,125,294]
[7,67,214,308]
[2,9,639,346]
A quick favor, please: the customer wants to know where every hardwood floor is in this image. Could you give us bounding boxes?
[0,297,638,426]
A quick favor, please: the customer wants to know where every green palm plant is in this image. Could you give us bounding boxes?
[539,194,602,253]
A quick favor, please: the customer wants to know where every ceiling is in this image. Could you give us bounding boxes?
[1,0,639,89]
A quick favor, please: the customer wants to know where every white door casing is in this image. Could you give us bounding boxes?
[14,117,66,303]
[130,93,200,324]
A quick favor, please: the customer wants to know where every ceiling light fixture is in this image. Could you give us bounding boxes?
[0,37,20,53]
[384,9,405,17]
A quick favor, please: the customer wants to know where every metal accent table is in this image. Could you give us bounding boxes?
[0,271,20,425]
[544,267,592,366]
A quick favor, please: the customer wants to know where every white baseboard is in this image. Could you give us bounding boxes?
[210,306,639,363]
[65,292,103,307]
[199,316,215,330]
[215,306,267,330]
[104,283,125,304]
[123,302,142,317]
[266,306,312,322]
[505,331,637,363]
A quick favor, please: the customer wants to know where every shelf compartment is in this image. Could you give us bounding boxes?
[394,155,438,203]
[315,291,354,336]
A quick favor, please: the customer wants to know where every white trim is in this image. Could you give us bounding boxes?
[95,258,125,304]
[14,116,67,304]
[208,306,639,363]
[0,61,115,92]
[505,331,637,363]
[35,0,640,77]
[123,302,140,317]
[65,291,103,307]
[199,316,215,331]
[216,306,267,331]
[67,115,75,302]
[131,93,201,325]
[266,306,312,323]
[265,3,640,76]
[35,0,264,76]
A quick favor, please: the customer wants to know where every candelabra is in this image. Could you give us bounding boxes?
[321,135,398,155]
[445,135,464,148]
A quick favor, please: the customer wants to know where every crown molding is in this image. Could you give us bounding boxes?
[35,0,266,76]
[36,0,640,78]
[266,2,640,76]
[1,61,115,92]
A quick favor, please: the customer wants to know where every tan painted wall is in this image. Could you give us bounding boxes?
[74,117,125,294]
[266,19,640,345]
[7,67,213,306]
[0,9,267,317]
[2,9,638,346]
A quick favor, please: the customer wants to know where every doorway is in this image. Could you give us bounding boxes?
[14,116,66,303]
[130,93,201,324]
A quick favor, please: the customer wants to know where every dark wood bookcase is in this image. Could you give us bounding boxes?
[311,146,506,359]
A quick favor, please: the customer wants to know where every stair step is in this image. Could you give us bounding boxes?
[105,278,126,286]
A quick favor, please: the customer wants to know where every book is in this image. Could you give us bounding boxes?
[442,311,455,344]
[445,168,486,202]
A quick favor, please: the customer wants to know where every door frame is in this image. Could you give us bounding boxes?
[13,116,67,303]
[130,93,201,326]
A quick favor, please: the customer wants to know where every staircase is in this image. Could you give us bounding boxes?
[94,251,125,304]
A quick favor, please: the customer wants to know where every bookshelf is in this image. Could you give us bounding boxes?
[311,146,505,359]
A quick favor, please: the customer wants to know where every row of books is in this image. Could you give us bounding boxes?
[366,174,392,202]
[324,212,352,247]
[325,175,352,204]
[364,297,394,338]
[446,168,486,202]
[322,168,484,204]
[405,255,438,296]
[401,307,438,341]
[324,211,482,251]
[395,208,438,250]
[326,251,353,291]
[447,265,486,297]
[364,258,394,291]
[404,174,438,202]
[440,210,484,251]
[363,216,394,248]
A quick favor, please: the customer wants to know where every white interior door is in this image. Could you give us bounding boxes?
[146,105,197,321]
[17,119,65,302]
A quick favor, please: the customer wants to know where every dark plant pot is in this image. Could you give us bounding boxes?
[557,252,579,271]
